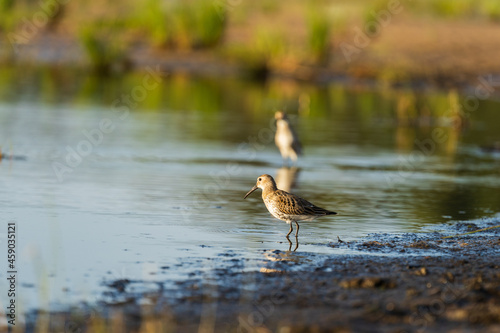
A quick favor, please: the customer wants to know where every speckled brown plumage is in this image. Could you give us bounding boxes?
[244,174,337,237]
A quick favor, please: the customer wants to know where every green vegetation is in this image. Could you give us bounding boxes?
[306,6,331,64]
[0,0,499,82]
[251,29,287,66]
[481,0,500,21]
[229,29,288,80]
[407,0,500,20]
[0,1,25,32]
[136,0,226,49]
[362,0,390,34]
[0,0,65,32]
[0,0,14,11]
[430,0,473,18]
[79,24,131,75]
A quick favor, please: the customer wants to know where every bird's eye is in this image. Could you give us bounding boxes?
[258,178,261,181]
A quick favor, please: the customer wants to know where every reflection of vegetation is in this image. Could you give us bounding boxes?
[2,65,500,148]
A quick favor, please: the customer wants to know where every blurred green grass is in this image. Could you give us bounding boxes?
[1,0,499,80]
[306,5,332,64]
[134,0,225,49]
[408,0,500,20]
[79,23,131,75]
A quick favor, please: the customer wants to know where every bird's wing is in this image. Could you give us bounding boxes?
[289,125,303,156]
[292,137,303,156]
[272,190,335,216]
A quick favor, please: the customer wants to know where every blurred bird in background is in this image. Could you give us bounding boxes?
[274,111,302,165]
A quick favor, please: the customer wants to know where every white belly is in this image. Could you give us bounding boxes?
[263,198,315,223]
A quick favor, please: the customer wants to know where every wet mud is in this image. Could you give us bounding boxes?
[23,220,500,332]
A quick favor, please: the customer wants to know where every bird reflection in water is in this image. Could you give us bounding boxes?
[275,111,302,166]
[260,249,304,273]
[286,236,299,252]
[275,166,300,193]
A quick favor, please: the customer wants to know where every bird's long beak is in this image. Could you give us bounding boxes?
[243,185,258,199]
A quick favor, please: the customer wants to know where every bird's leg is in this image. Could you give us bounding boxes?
[295,221,300,237]
[286,223,293,238]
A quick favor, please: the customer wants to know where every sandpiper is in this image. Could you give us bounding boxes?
[275,111,302,165]
[244,174,337,238]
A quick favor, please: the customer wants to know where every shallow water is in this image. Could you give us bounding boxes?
[1,67,500,311]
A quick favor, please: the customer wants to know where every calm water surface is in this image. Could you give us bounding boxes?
[1,67,500,311]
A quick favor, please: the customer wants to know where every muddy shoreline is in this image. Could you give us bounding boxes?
[17,220,500,333]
